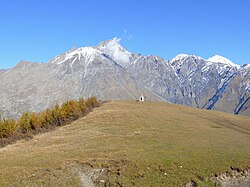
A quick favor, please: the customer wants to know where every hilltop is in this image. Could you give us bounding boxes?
[0,101,249,186]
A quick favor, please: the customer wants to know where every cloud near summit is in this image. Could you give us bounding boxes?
[106,37,131,64]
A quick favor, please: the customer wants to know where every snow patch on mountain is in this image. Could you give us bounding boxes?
[50,47,100,66]
[243,64,250,69]
[207,55,240,68]
[171,54,204,62]
[171,54,189,62]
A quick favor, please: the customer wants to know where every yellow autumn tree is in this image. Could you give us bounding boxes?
[0,115,17,138]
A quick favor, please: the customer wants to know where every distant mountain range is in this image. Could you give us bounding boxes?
[0,38,249,118]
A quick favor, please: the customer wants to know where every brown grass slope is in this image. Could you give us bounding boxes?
[0,101,250,186]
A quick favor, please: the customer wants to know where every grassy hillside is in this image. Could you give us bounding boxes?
[0,101,249,186]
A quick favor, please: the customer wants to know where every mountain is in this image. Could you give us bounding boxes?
[207,55,240,68]
[0,38,249,118]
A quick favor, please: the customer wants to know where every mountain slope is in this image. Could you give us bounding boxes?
[0,101,249,186]
[0,41,163,118]
[0,38,249,118]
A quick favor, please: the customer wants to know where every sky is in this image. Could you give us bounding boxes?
[0,0,250,69]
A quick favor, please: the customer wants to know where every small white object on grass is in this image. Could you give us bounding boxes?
[99,180,105,183]
[135,130,141,135]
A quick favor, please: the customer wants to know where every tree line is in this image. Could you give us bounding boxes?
[0,96,100,147]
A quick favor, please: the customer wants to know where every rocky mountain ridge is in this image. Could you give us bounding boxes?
[0,38,249,118]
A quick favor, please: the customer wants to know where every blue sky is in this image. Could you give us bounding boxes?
[0,0,250,69]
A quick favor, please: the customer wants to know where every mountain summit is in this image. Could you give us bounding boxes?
[207,55,240,68]
[96,38,132,67]
[0,39,249,118]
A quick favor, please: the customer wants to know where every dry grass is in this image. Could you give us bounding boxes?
[0,101,249,186]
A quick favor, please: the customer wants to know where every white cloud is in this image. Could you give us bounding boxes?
[128,34,133,40]
[105,37,131,65]
[123,29,134,41]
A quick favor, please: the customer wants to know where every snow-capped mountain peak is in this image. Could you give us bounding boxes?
[96,38,132,67]
[207,55,240,68]
[241,63,250,69]
[171,54,190,61]
[97,38,123,50]
[171,54,204,62]
[50,47,101,65]
[49,38,133,67]
[66,47,100,60]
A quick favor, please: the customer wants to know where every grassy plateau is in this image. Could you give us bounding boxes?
[0,101,250,186]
